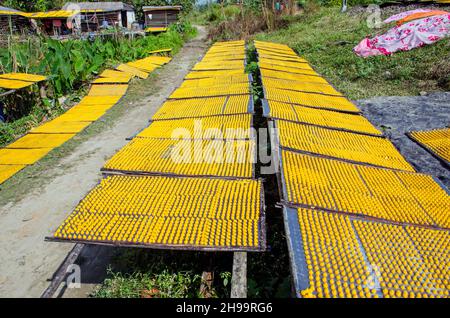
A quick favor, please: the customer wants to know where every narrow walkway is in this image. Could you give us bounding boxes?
[0,27,208,298]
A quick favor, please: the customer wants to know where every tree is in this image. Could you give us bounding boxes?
[1,0,65,11]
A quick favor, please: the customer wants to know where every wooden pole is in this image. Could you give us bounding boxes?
[231,252,247,298]
[41,244,84,298]
[199,253,215,298]
[341,0,348,13]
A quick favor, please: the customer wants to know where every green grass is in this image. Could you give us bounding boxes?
[189,4,242,26]
[255,6,450,99]
[91,249,233,298]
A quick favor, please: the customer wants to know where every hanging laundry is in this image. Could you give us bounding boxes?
[354,14,450,57]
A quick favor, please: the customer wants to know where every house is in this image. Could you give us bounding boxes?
[28,11,80,36]
[143,6,182,28]
[0,6,32,34]
[62,2,136,31]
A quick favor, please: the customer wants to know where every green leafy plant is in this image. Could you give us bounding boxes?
[93,268,202,298]
[0,21,196,147]
[91,249,233,298]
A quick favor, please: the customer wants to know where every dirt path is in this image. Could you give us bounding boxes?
[0,26,208,298]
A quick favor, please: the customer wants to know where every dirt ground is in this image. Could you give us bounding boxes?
[357,92,450,188]
[0,26,208,298]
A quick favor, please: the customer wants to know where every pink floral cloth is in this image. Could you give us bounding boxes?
[354,14,450,57]
[383,9,433,23]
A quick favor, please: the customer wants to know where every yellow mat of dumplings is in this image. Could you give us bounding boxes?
[260,68,329,84]
[0,148,52,165]
[88,84,128,96]
[6,133,75,149]
[0,78,34,90]
[116,64,149,79]
[259,62,319,76]
[296,208,449,298]
[99,69,133,80]
[30,120,91,134]
[281,150,450,228]
[265,100,380,136]
[409,127,450,164]
[152,95,251,120]
[170,83,249,99]
[276,120,413,171]
[92,77,130,84]
[0,73,47,82]
[185,69,246,79]
[0,165,26,184]
[53,175,264,250]
[180,75,250,88]
[103,138,255,178]
[262,77,342,96]
[265,87,360,113]
[138,114,252,140]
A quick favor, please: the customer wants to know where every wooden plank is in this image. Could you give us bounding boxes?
[199,253,215,298]
[41,244,84,298]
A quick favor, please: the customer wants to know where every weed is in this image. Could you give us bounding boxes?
[93,268,202,298]
[92,249,233,298]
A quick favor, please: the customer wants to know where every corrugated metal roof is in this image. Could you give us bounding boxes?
[62,2,134,12]
[143,6,183,11]
[0,6,21,13]
[0,6,28,16]
[29,10,79,19]
[0,10,24,16]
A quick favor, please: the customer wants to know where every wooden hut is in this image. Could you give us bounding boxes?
[0,6,32,35]
[143,6,182,28]
[62,2,136,31]
[28,10,80,36]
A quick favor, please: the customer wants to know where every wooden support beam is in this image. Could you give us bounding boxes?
[0,89,16,97]
[199,253,215,298]
[231,252,247,298]
[200,271,214,298]
[41,244,84,298]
